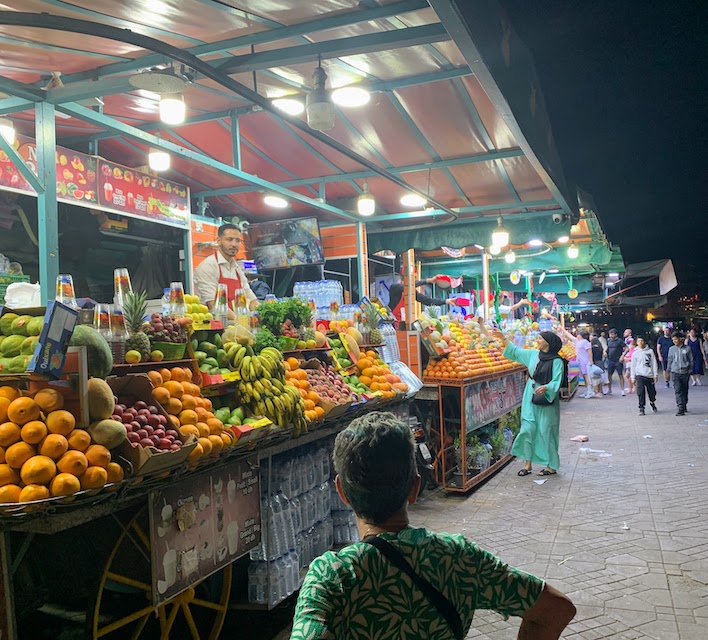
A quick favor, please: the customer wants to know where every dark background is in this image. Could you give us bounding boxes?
[500,0,707,296]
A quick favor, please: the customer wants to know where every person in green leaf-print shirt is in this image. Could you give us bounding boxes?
[291,412,576,640]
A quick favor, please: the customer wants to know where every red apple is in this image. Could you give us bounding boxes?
[148,405,159,414]
[135,401,148,410]
[169,443,181,451]
[127,432,140,443]
[139,438,154,448]
[135,415,148,427]
[147,414,161,428]
[143,425,155,437]
[136,429,148,440]
[158,438,172,449]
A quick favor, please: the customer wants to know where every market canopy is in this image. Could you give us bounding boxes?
[0,0,577,237]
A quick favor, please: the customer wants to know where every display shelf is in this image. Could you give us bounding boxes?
[560,372,579,400]
[423,365,525,387]
[445,453,514,493]
[282,347,331,356]
[110,358,195,376]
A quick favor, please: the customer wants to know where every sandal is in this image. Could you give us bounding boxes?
[517,468,532,476]
[537,468,557,476]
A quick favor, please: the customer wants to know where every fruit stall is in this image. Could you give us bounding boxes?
[0,284,417,638]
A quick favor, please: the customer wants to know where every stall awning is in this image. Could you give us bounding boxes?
[623,260,677,296]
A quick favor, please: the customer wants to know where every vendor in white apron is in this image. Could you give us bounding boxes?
[193,223,258,314]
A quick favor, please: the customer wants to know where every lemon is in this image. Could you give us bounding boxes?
[125,350,142,364]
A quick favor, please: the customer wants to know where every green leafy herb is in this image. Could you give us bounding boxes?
[258,301,287,334]
[254,328,279,354]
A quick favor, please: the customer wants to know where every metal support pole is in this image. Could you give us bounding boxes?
[35,102,59,304]
[231,110,241,170]
[183,224,193,295]
[319,181,326,202]
[355,222,368,300]
[482,251,490,321]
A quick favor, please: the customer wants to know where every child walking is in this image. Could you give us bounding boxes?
[630,337,658,415]
[667,331,693,416]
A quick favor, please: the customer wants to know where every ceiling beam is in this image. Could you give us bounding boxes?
[216,23,450,74]
[53,0,431,86]
[0,76,44,102]
[56,102,361,223]
[194,149,525,197]
[367,199,559,223]
[0,97,36,116]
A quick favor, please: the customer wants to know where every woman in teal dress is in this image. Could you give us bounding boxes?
[501,330,567,476]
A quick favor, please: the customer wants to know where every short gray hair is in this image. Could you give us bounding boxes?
[333,412,416,524]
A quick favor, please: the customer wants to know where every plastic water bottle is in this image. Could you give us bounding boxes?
[283,553,296,596]
[161,288,171,316]
[248,561,267,604]
[277,491,297,551]
[269,496,286,558]
[305,491,317,529]
[267,560,279,607]
[320,448,331,482]
[321,482,331,517]
[324,516,334,550]
[290,495,303,534]
[304,452,316,492]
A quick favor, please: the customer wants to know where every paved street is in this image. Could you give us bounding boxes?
[411,381,708,639]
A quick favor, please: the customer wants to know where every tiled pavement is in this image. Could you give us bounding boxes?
[410,381,708,639]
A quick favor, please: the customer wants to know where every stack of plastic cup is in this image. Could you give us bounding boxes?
[169,282,187,317]
[93,303,112,340]
[55,274,78,309]
[113,268,132,306]
[109,304,126,364]
[213,283,229,325]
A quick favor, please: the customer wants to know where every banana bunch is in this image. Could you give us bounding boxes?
[232,346,308,436]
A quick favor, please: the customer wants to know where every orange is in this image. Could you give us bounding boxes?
[206,419,223,435]
[181,395,198,411]
[0,422,21,447]
[45,410,76,436]
[179,425,199,439]
[165,398,183,416]
[197,437,212,456]
[38,434,69,460]
[304,399,315,411]
[300,379,310,391]
[147,371,163,387]
[196,422,210,438]
[0,397,10,423]
[57,450,88,476]
[0,446,4,464]
[195,407,210,422]
[19,484,50,502]
[67,429,91,452]
[359,376,372,387]
[182,382,200,397]
[220,432,233,448]
[152,387,170,405]
[21,421,47,445]
[7,397,41,426]
[80,466,107,490]
[0,387,21,401]
[0,463,19,487]
[168,415,180,430]
[33,388,64,413]
[20,456,57,486]
[5,441,35,469]
[314,406,325,419]
[163,381,184,399]
[49,473,81,497]
[85,444,111,469]
[178,409,198,426]
[207,434,224,454]
[187,442,203,461]
[357,358,372,371]
[307,391,320,403]
[0,484,21,503]
[286,357,300,370]
[170,367,187,382]
[106,462,124,484]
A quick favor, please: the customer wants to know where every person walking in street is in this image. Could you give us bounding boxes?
[685,327,704,386]
[630,337,658,415]
[605,328,627,395]
[598,330,608,354]
[561,329,593,398]
[667,331,693,416]
[291,411,577,640]
[622,338,637,394]
[656,326,674,388]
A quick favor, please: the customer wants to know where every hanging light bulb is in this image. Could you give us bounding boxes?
[568,243,579,259]
[0,118,15,145]
[539,271,547,284]
[159,93,186,125]
[504,250,516,264]
[272,97,305,116]
[306,60,335,131]
[148,148,170,172]
[491,216,509,248]
[331,86,370,108]
[357,181,376,216]
[489,245,501,255]
[557,235,570,243]
[264,195,289,209]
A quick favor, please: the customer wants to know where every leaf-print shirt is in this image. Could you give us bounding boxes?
[291,527,544,639]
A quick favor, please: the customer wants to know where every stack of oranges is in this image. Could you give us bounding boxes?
[0,386,123,504]
[284,357,326,423]
[423,345,520,381]
[356,352,408,399]
[147,367,233,461]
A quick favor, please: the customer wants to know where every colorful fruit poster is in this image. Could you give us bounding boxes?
[463,370,526,431]
[0,134,97,205]
[98,159,190,229]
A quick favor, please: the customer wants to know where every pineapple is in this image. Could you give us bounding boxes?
[364,305,383,345]
[304,327,316,342]
[123,291,151,362]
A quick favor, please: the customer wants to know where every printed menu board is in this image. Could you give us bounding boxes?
[149,457,261,606]
[98,159,189,229]
[463,370,526,431]
[0,135,190,228]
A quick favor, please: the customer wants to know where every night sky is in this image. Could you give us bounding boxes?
[500,0,706,294]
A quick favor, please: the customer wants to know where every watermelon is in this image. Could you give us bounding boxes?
[69,325,113,378]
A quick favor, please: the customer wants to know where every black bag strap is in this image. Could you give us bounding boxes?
[362,535,464,640]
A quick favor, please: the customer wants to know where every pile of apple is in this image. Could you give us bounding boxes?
[112,398,183,451]
[145,314,190,344]
[306,364,356,405]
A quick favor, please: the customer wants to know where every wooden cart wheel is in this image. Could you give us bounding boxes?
[88,506,232,640]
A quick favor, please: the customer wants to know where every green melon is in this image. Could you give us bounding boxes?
[0,313,18,336]
[10,315,32,336]
[0,334,25,358]
[69,325,114,378]
[27,316,44,337]
[21,336,39,355]
[8,355,31,373]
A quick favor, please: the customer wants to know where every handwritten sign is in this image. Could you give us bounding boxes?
[149,457,261,606]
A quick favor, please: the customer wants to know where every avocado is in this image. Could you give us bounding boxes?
[194,350,208,365]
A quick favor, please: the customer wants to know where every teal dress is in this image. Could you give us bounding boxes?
[503,343,564,470]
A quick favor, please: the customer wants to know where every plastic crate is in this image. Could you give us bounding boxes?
[0,274,30,305]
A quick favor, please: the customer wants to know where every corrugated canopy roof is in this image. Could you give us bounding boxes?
[0,0,576,236]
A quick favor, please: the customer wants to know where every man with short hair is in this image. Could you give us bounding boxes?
[667,331,693,416]
[606,328,627,396]
[630,337,658,416]
[656,326,674,388]
[193,223,258,312]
